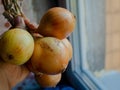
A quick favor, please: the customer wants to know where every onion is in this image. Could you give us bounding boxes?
[0,28,34,65]
[37,7,76,39]
[35,73,61,88]
[29,37,70,74]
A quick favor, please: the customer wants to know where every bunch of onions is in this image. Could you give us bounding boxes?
[1,0,76,88]
[25,7,75,88]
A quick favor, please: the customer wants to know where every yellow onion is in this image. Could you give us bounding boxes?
[35,73,61,88]
[29,37,70,74]
[37,7,76,39]
[0,28,34,65]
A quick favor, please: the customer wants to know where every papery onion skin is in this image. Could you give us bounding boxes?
[35,73,61,88]
[0,28,34,65]
[62,39,73,61]
[29,37,69,75]
[37,7,76,39]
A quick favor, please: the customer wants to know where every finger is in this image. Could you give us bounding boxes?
[23,16,38,32]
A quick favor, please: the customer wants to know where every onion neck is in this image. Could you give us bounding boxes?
[12,15,26,29]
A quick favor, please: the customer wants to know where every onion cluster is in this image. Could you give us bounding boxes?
[0,7,76,88]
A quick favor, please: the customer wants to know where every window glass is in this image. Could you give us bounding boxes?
[80,0,120,89]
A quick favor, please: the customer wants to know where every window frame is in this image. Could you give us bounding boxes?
[58,0,107,90]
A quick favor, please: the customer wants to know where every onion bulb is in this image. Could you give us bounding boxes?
[35,73,61,88]
[29,37,70,74]
[0,28,34,65]
[37,7,76,39]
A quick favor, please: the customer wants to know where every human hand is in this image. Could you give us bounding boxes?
[0,60,30,90]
